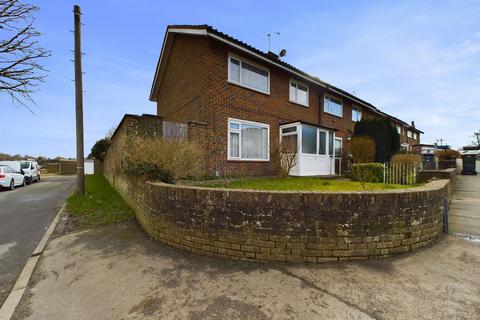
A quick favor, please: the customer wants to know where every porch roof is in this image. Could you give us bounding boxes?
[279,120,339,132]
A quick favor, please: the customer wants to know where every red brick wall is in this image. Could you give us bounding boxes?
[156,35,210,123]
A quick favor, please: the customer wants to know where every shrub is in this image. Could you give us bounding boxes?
[350,163,384,185]
[354,118,400,162]
[272,136,299,177]
[436,149,460,160]
[391,153,421,166]
[122,136,202,183]
[348,137,376,163]
[89,138,111,161]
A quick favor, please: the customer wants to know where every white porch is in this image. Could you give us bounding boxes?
[279,121,342,176]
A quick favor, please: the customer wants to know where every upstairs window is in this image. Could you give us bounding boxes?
[324,95,343,117]
[407,130,413,138]
[228,54,270,94]
[289,80,309,106]
[396,125,401,134]
[228,118,269,161]
[352,106,362,122]
[413,132,418,140]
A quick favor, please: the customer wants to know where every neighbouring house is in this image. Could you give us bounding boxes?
[146,24,423,177]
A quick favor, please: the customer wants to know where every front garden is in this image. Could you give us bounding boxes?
[189,176,419,191]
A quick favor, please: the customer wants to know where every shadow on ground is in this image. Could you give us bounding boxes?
[12,220,480,320]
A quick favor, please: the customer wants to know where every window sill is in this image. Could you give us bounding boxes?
[323,110,343,118]
[227,158,270,162]
[289,99,309,108]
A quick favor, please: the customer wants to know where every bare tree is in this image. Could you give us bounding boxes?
[277,136,298,177]
[0,0,50,108]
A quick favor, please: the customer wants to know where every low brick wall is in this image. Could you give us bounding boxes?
[418,168,456,183]
[106,174,451,263]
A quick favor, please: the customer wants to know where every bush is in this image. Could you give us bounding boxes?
[350,163,384,183]
[349,137,376,163]
[122,136,202,183]
[272,136,299,177]
[391,153,421,166]
[89,138,111,161]
[436,149,460,160]
[354,118,400,162]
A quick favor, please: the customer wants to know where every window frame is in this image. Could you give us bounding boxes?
[317,129,328,156]
[407,130,413,138]
[289,79,309,107]
[324,94,344,118]
[227,117,270,162]
[413,132,418,140]
[351,105,362,122]
[227,53,270,95]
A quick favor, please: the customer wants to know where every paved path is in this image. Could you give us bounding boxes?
[449,170,480,236]
[0,175,75,307]
[11,221,480,320]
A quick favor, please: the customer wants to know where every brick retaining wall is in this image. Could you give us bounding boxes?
[105,173,450,263]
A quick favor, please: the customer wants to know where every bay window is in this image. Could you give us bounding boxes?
[228,118,269,161]
[228,54,270,94]
[289,80,309,106]
[324,95,343,117]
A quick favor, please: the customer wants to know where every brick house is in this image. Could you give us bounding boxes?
[149,25,423,177]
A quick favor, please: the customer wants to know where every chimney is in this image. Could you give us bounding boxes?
[411,121,415,128]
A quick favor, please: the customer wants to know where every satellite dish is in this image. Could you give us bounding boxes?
[279,49,287,57]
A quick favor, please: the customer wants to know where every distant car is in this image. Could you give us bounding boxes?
[0,165,25,190]
[19,160,40,183]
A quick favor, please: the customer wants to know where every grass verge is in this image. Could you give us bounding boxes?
[66,174,135,227]
[200,176,420,191]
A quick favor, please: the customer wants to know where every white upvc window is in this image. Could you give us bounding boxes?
[396,125,401,134]
[228,53,270,94]
[289,79,309,107]
[352,106,362,122]
[407,130,413,138]
[413,132,418,140]
[324,94,343,117]
[227,118,270,161]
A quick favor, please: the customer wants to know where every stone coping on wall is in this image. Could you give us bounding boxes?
[149,179,448,194]
[117,176,451,263]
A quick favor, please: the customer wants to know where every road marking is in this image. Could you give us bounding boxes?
[0,203,67,320]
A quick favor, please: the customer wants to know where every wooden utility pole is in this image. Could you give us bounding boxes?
[73,5,84,194]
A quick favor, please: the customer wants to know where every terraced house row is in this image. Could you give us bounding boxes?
[149,24,423,177]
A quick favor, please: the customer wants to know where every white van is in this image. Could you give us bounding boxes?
[19,160,40,184]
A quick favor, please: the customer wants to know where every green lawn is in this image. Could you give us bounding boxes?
[66,175,135,227]
[200,176,419,191]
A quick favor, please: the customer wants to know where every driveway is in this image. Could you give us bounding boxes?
[0,175,75,306]
[12,221,480,320]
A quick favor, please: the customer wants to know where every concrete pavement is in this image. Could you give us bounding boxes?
[0,175,75,307]
[449,172,480,235]
[12,221,480,320]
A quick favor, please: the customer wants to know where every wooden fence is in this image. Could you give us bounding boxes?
[162,121,188,140]
[383,162,418,185]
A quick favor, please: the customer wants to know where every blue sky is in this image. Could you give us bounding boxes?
[1,0,479,157]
